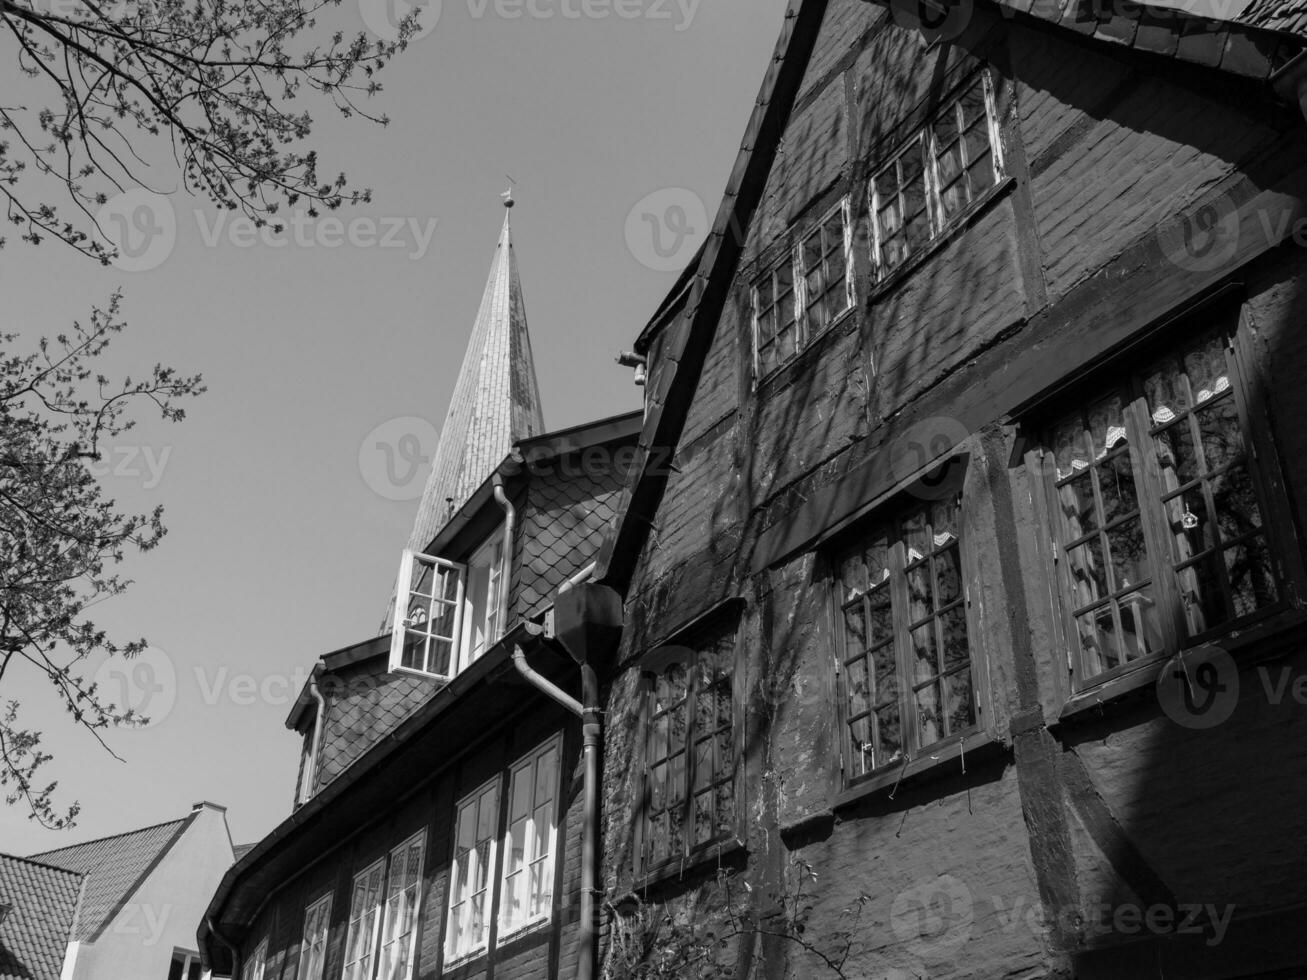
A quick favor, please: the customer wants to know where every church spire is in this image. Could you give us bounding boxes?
[406,197,546,554]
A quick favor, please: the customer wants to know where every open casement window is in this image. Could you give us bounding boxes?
[638,628,737,878]
[870,70,1003,280]
[1039,323,1290,688]
[377,833,426,980]
[498,736,561,941]
[297,895,332,980]
[390,549,465,679]
[445,778,500,964]
[833,494,979,781]
[752,199,854,379]
[343,859,386,980]
[240,939,267,980]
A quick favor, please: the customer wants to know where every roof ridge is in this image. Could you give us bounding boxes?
[0,850,87,878]
[28,813,188,860]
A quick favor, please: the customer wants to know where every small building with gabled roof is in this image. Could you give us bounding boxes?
[2,801,234,980]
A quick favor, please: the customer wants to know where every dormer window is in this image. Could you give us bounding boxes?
[389,528,507,680]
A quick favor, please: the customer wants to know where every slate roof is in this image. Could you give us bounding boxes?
[314,669,441,789]
[231,843,256,863]
[1240,0,1307,37]
[0,854,82,980]
[516,467,626,620]
[28,817,189,942]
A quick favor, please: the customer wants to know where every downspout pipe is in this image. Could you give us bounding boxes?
[206,916,240,979]
[510,645,599,980]
[492,477,515,638]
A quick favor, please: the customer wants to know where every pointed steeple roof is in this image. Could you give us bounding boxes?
[406,200,545,554]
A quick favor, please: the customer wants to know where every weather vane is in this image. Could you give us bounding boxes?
[501,175,516,209]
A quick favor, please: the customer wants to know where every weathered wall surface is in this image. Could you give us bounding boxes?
[602,0,1307,977]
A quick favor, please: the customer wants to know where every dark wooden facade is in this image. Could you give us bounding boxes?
[594,1,1307,977]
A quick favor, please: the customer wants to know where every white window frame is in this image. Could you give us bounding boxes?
[170,948,204,980]
[240,938,267,980]
[342,858,386,980]
[751,197,854,381]
[377,831,426,980]
[497,735,563,943]
[389,528,510,680]
[297,894,332,980]
[869,70,1004,281]
[461,534,506,669]
[444,777,502,965]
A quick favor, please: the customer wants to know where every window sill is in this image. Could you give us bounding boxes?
[754,305,857,394]
[496,918,552,956]
[832,730,1004,810]
[866,175,1016,305]
[629,837,748,897]
[441,948,489,978]
[1054,607,1307,728]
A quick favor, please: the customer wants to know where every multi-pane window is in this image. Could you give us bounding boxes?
[499,738,561,939]
[870,71,1003,279]
[168,950,202,980]
[754,253,797,376]
[445,738,564,962]
[835,495,977,780]
[240,939,267,980]
[752,200,853,378]
[640,629,736,876]
[1043,326,1284,685]
[389,529,506,680]
[297,895,332,980]
[343,859,386,980]
[446,779,501,963]
[378,833,426,980]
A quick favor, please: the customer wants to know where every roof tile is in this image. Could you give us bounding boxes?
[0,854,82,980]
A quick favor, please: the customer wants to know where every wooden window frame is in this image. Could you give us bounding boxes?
[869,69,1004,282]
[296,894,333,980]
[632,623,741,883]
[828,489,984,787]
[342,858,386,980]
[751,198,855,382]
[496,734,563,944]
[377,832,427,980]
[1031,308,1304,694]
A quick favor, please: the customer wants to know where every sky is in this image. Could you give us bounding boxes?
[0,0,791,855]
